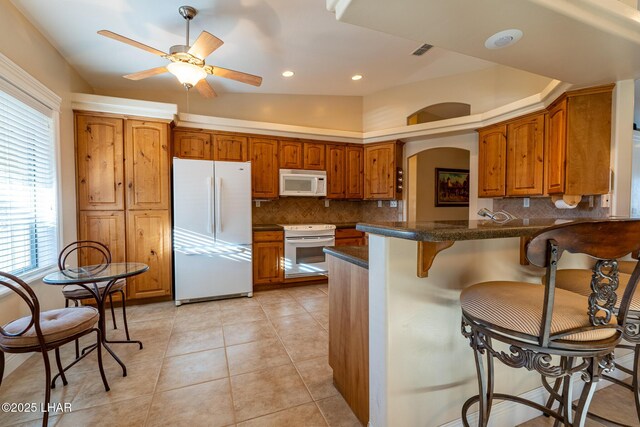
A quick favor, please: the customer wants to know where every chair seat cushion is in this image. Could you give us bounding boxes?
[551,270,640,312]
[62,279,126,299]
[0,307,99,349]
[618,260,637,275]
[460,281,618,342]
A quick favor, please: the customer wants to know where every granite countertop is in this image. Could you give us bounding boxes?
[324,246,369,269]
[356,218,603,242]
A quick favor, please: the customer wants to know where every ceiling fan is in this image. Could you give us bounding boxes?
[98,5,263,98]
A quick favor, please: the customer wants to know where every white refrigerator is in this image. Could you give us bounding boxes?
[173,158,253,305]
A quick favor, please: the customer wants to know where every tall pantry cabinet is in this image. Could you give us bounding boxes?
[75,112,172,301]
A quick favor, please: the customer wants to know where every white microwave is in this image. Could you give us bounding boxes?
[279,169,327,197]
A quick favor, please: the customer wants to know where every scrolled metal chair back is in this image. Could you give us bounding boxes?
[58,240,112,272]
[526,219,640,347]
[0,271,44,346]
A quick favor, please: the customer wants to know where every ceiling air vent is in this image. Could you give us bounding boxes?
[412,43,433,56]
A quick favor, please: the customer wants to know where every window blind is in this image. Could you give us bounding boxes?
[0,88,57,278]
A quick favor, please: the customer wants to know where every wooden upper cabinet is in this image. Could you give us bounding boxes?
[279,140,303,169]
[214,134,248,162]
[477,124,507,198]
[345,146,364,199]
[547,85,613,196]
[364,141,402,200]
[173,130,212,160]
[250,137,279,198]
[76,115,124,210]
[506,113,545,196]
[326,144,346,199]
[545,100,567,194]
[77,210,126,264]
[126,209,172,299]
[125,120,170,210]
[304,142,326,170]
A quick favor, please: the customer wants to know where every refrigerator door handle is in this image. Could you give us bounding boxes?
[215,176,223,234]
[207,176,215,234]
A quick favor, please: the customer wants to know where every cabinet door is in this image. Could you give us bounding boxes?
[335,237,363,246]
[279,140,303,169]
[545,99,567,194]
[126,210,172,299]
[326,144,346,199]
[253,241,284,284]
[477,125,507,198]
[345,146,364,199]
[304,142,326,170]
[506,114,545,196]
[249,137,279,198]
[364,142,396,200]
[76,115,124,210]
[214,134,248,162]
[77,210,126,264]
[125,120,170,210]
[173,131,212,160]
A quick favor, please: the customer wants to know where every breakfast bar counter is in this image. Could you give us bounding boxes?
[354,219,594,427]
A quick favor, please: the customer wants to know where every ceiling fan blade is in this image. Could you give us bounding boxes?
[98,30,167,56]
[206,66,262,87]
[188,31,224,60]
[195,79,217,98]
[123,66,168,81]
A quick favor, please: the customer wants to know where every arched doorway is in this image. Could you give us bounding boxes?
[407,147,470,221]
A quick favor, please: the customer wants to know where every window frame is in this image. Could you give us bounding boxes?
[0,52,62,297]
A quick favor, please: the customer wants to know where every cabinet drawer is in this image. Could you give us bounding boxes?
[335,228,364,239]
[253,231,284,242]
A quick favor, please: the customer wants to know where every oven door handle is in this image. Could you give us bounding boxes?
[286,237,335,244]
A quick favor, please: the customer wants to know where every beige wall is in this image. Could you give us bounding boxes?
[0,1,93,326]
[362,65,552,131]
[94,88,363,132]
[411,147,469,221]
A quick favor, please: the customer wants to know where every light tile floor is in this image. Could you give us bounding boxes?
[0,284,363,427]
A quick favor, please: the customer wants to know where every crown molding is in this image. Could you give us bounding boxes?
[0,52,61,112]
[71,93,177,120]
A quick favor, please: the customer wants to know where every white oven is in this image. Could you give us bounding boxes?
[281,224,336,278]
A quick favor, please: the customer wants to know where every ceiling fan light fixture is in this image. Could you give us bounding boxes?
[167,61,207,86]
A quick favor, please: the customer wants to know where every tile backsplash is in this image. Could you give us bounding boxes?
[493,196,609,219]
[252,198,401,224]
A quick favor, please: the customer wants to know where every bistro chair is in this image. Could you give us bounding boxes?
[0,271,109,427]
[59,241,132,356]
[542,259,640,423]
[459,220,640,426]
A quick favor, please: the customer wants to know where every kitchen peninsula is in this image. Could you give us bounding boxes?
[344,219,595,427]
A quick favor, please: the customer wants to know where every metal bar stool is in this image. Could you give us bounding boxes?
[460,219,640,427]
[0,272,109,427]
[541,260,640,424]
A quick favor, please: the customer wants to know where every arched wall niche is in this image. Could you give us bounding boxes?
[407,102,471,126]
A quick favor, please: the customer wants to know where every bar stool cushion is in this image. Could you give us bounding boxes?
[0,307,99,348]
[62,279,126,299]
[549,270,640,312]
[461,281,618,342]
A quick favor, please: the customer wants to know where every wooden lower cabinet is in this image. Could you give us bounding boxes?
[335,228,366,246]
[77,210,126,264]
[252,231,284,285]
[327,255,369,425]
[125,210,172,299]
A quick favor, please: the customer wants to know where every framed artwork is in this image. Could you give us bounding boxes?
[435,168,469,207]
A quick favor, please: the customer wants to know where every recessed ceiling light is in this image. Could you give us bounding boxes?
[351,74,363,81]
[282,70,294,77]
[484,29,523,49]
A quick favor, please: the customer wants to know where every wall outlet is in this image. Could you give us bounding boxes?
[255,200,261,208]
[378,201,382,208]
[523,197,530,208]
[601,194,611,208]
[390,200,398,208]
[324,199,330,208]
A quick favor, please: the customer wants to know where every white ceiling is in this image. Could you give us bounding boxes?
[11,0,498,97]
[330,0,640,86]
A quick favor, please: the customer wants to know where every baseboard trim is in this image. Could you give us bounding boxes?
[3,353,32,380]
[440,353,634,427]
